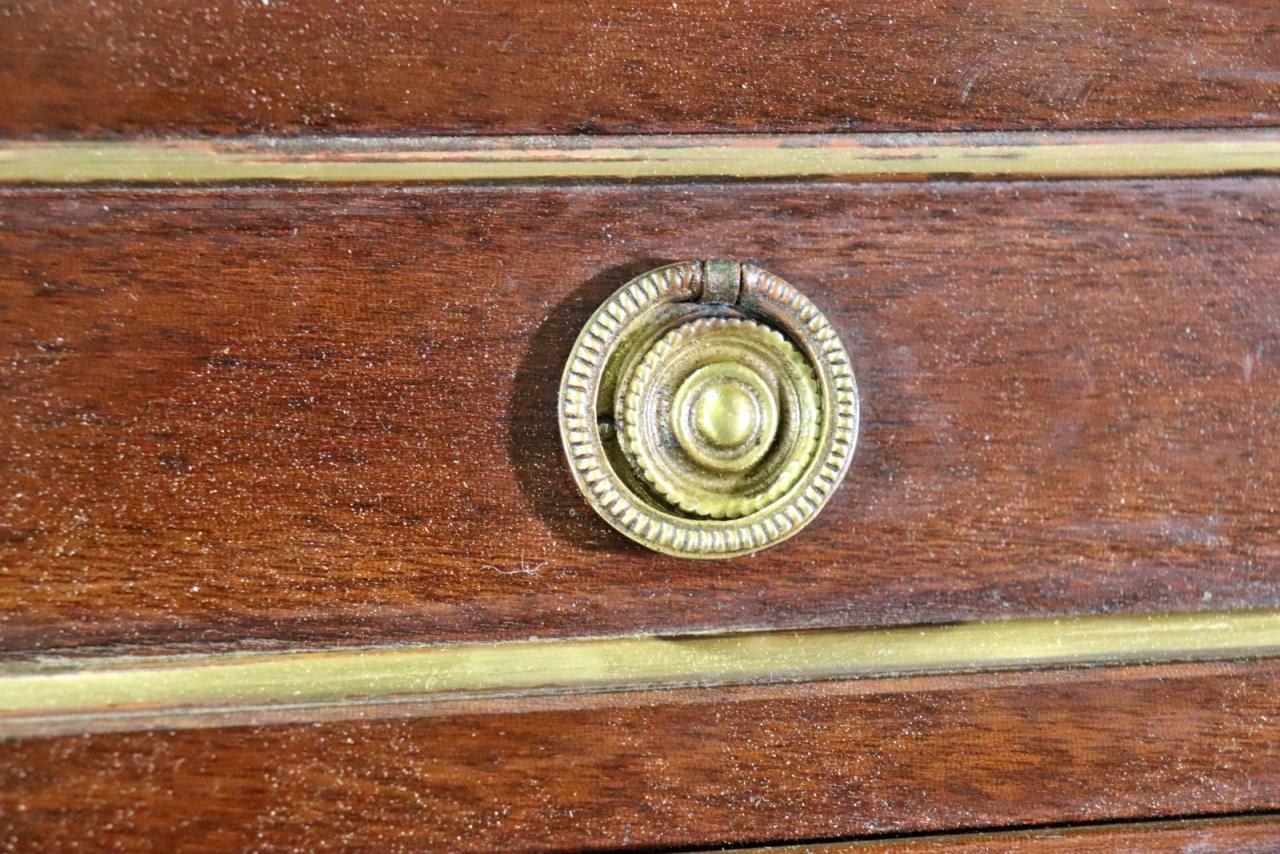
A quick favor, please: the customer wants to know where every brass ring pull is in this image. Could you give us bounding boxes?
[559,260,859,559]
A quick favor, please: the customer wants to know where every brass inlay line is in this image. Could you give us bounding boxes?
[2,130,1279,184]
[3,610,1279,734]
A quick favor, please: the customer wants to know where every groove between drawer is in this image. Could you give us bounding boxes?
[2,129,1280,184]
[2,609,1278,737]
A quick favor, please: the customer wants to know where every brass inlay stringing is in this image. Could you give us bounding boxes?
[3,609,1279,736]
[1,129,1279,184]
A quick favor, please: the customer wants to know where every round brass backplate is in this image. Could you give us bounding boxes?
[558,260,859,559]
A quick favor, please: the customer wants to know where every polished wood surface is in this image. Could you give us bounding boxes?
[3,662,1277,851]
[2,179,1279,652]
[4,2,1279,847]
[783,815,1280,852]
[2,0,1278,137]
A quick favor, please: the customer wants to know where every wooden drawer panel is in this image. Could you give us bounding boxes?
[1,0,1277,137]
[3,662,1278,851]
[1,179,1279,653]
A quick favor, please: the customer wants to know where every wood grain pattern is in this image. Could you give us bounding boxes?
[1,0,1278,137]
[2,662,1278,851]
[2,179,1279,653]
[771,815,1280,852]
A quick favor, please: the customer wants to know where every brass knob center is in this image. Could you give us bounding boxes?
[693,378,756,449]
[671,361,777,474]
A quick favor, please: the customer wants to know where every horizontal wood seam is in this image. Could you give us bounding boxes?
[3,609,1278,736]
[2,129,1280,184]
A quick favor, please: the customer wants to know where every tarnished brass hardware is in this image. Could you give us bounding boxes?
[621,317,820,519]
[559,260,859,558]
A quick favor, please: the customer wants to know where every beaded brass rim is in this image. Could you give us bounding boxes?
[621,317,820,519]
[559,260,859,559]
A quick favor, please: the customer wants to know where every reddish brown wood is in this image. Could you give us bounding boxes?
[2,662,1278,851]
[797,816,1280,852]
[1,180,1279,653]
[1,0,1277,137]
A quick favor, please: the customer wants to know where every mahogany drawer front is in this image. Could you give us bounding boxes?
[5,4,1280,849]
[2,0,1278,137]
[2,178,1278,654]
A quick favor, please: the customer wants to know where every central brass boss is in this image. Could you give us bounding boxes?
[559,260,858,558]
